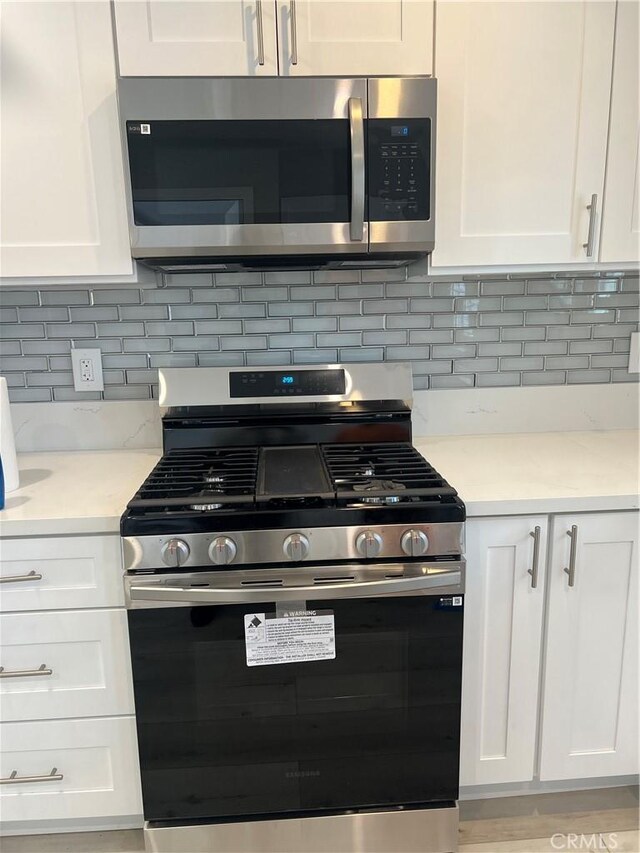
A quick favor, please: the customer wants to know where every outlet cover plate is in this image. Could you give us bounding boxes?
[71,348,104,392]
[629,333,640,374]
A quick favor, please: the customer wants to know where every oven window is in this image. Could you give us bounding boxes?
[126,120,351,226]
[128,596,462,823]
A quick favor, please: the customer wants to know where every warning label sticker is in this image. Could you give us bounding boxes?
[244,610,335,667]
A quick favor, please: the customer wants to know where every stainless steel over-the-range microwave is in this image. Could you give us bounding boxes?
[117,76,436,272]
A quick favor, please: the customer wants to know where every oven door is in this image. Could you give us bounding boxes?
[118,77,368,260]
[125,561,463,825]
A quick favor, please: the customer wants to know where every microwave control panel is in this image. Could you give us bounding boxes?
[367,119,431,222]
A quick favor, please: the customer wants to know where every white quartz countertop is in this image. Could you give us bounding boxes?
[1,431,638,537]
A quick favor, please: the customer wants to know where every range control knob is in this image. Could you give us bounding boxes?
[208,536,237,565]
[356,530,383,559]
[401,529,429,557]
[283,533,310,561]
[160,538,190,568]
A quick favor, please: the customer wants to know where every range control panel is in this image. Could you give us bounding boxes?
[229,369,346,398]
[367,119,431,222]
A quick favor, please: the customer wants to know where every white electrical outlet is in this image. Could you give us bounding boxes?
[629,333,640,374]
[71,348,104,392]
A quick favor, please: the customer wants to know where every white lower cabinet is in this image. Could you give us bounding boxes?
[0,717,142,824]
[539,512,639,780]
[460,516,547,786]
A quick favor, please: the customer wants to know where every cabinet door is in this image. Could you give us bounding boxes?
[114,1,278,76]
[540,512,639,780]
[0,2,132,278]
[600,1,640,263]
[460,517,547,786]
[277,0,433,77]
[432,1,615,267]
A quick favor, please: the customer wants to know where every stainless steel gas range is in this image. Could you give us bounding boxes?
[121,363,465,853]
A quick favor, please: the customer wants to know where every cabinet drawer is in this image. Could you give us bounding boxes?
[0,716,142,823]
[0,536,124,612]
[0,610,134,721]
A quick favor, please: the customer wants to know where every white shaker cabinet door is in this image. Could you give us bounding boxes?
[460,517,547,786]
[432,1,615,267]
[0,2,132,278]
[277,0,433,77]
[114,1,279,76]
[600,1,640,263]
[540,512,639,780]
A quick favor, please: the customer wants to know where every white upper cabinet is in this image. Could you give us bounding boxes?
[113,1,279,76]
[277,0,433,77]
[432,1,616,268]
[0,1,132,278]
[540,512,639,781]
[600,1,640,263]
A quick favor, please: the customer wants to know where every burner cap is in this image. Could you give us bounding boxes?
[352,479,406,494]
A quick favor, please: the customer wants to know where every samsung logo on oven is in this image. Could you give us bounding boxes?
[285,770,321,779]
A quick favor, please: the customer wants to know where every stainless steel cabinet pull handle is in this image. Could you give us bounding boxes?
[582,193,598,257]
[0,663,53,679]
[1,768,63,785]
[290,0,298,65]
[528,526,541,589]
[0,570,43,584]
[564,525,578,587]
[348,97,365,242]
[256,0,265,66]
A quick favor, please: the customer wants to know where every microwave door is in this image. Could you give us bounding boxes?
[119,77,369,260]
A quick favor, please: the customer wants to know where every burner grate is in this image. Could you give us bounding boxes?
[127,448,259,510]
[321,442,458,501]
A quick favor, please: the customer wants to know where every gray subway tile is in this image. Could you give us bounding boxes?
[1,324,44,339]
[454,297,502,312]
[590,354,630,369]
[41,290,89,306]
[548,294,594,309]
[362,331,407,345]
[294,317,338,332]
[165,273,213,288]
[479,312,524,327]
[316,301,359,316]
[149,354,197,368]
[499,356,544,371]
[503,296,548,310]
[103,354,148,369]
[432,344,476,359]
[0,356,47,371]
[103,369,126,385]
[621,277,640,293]
[269,302,314,317]
[523,341,568,356]
[291,285,337,300]
[195,320,243,334]
[572,278,619,294]
[0,341,21,356]
[173,336,220,352]
[124,338,171,353]
[454,357,498,373]
[501,327,546,341]
[617,308,640,323]
[313,270,360,284]
[142,288,191,304]
[611,369,639,382]
[386,314,431,329]
[72,338,122,353]
[409,330,454,344]
[215,272,262,287]
[264,271,311,285]
[409,298,454,313]
[27,371,74,387]
[48,356,72,370]
[544,355,589,370]
[527,279,572,294]
[413,375,430,390]
[103,386,151,401]
[569,339,613,354]
[93,288,141,305]
[339,315,383,331]
[521,371,567,386]
[434,282,479,297]
[243,287,289,301]
[169,305,218,320]
[197,352,245,366]
[145,321,194,336]
[246,351,292,366]
[525,311,570,326]
[454,328,499,342]
[432,314,478,329]
[411,360,451,376]
[48,323,96,338]
[363,299,408,314]
[96,322,142,337]
[294,349,339,364]
[386,345,430,361]
[478,342,522,357]
[244,319,290,334]
[9,388,52,402]
[269,333,315,349]
[594,292,639,308]
[477,372,521,387]
[361,268,406,282]
[3,373,24,387]
[614,338,632,353]
[220,335,267,351]
[121,305,169,320]
[568,369,612,384]
[126,368,159,384]
[0,291,39,306]
[547,326,591,340]
[338,347,383,363]
[570,309,616,324]
[430,374,475,389]
[480,281,525,296]
[192,288,241,304]
[19,307,69,322]
[338,284,382,299]
[219,303,266,318]
[593,323,637,338]
[317,332,361,347]
[52,388,101,401]
[68,307,117,321]
[387,281,430,297]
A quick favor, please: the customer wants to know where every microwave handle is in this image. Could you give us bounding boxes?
[348,97,365,242]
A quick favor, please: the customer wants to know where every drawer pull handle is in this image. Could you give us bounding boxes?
[528,526,541,589]
[1,768,63,785]
[0,570,43,584]
[564,525,578,587]
[0,663,53,679]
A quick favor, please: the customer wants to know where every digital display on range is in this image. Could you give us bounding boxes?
[229,369,346,398]
[391,125,410,137]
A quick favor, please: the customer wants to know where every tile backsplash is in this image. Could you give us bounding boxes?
[1,269,638,403]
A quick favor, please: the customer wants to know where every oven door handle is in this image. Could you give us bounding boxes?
[128,568,462,606]
[348,96,365,242]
